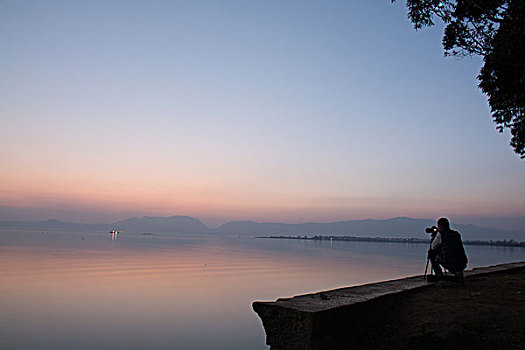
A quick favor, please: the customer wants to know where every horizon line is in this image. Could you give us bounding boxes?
[1,214,523,232]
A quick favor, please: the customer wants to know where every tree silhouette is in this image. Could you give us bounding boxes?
[393,0,525,158]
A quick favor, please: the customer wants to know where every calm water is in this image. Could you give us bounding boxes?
[1,229,524,349]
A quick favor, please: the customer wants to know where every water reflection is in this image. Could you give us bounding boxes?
[110,230,119,241]
[0,230,523,350]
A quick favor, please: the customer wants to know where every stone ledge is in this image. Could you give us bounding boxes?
[252,261,525,350]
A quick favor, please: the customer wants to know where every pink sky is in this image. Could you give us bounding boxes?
[1,1,524,230]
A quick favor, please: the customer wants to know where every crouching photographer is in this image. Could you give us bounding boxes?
[427,218,468,282]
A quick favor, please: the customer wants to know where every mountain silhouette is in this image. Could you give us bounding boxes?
[212,217,524,241]
[0,215,523,240]
[113,215,210,233]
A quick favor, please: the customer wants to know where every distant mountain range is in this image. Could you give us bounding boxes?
[212,217,525,241]
[114,215,210,233]
[0,215,524,241]
[0,216,209,234]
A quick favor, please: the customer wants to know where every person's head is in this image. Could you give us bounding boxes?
[437,217,450,232]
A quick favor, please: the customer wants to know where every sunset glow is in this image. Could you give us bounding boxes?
[0,0,524,228]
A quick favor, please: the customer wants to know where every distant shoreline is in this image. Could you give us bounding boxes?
[256,235,525,247]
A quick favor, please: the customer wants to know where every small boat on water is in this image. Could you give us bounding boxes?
[110,230,120,241]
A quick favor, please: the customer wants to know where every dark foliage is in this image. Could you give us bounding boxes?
[393,0,525,157]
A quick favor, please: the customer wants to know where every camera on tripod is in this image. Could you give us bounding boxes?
[424,226,439,280]
[425,225,438,238]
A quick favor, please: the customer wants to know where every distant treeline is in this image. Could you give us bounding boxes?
[257,235,525,247]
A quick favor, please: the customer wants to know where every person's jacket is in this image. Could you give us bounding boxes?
[437,229,468,273]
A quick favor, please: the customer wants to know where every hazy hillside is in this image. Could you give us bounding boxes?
[213,217,525,241]
[113,215,210,234]
[0,219,109,231]
[0,216,211,234]
[1,216,524,240]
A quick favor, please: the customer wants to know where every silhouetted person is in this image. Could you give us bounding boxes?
[428,218,468,281]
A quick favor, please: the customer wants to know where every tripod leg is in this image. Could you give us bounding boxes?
[424,258,429,280]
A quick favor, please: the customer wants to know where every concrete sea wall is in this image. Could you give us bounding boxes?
[252,262,525,350]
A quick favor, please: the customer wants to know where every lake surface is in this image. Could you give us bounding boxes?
[1,229,524,349]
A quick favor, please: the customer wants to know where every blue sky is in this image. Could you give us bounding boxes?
[0,0,524,228]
